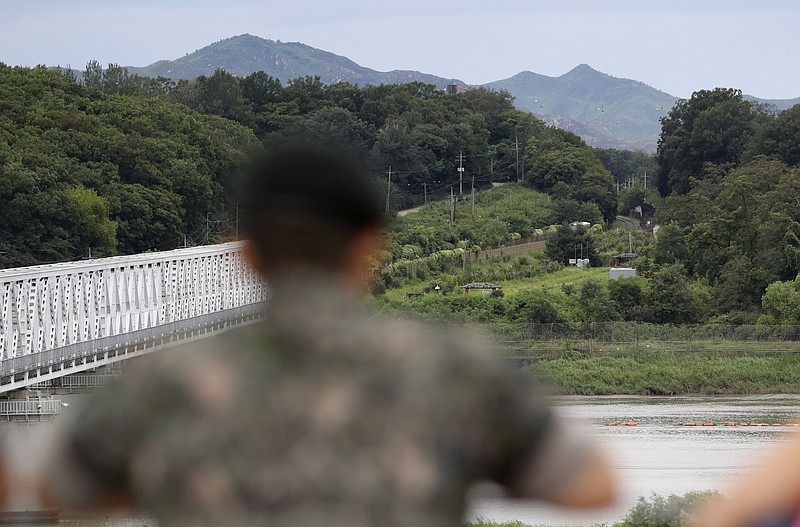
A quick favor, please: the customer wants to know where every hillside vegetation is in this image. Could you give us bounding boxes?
[0,64,259,267]
[5,61,800,330]
[1,61,624,269]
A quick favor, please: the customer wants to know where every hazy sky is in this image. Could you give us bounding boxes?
[2,0,799,99]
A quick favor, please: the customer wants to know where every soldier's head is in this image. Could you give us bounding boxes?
[239,146,386,284]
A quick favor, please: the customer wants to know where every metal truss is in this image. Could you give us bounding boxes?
[0,242,268,392]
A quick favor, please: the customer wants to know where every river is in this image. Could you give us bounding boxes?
[2,394,799,526]
[467,395,800,526]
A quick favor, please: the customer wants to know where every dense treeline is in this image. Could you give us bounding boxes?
[0,63,260,267]
[167,68,618,220]
[651,88,800,323]
[0,62,620,268]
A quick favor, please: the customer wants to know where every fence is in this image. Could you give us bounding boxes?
[0,397,62,421]
[487,322,800,356]
[468,236,548,263]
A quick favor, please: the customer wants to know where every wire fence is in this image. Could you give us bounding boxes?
[486,322,800,356]
[468,236,548,263]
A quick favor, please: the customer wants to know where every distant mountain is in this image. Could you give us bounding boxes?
[127,34,466,90]
[746,95,800,112]
[484,65,679,151]
[125,34,799,152]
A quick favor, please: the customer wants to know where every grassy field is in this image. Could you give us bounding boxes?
[379,265,610,303]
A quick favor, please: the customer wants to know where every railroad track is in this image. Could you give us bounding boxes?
[616,215,640,230]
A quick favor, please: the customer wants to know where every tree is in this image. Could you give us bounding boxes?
[83,59,103,89]
[65,185,117,257]
[545,225,602,267]
[648,264,703,324]
[196,69,253,125]
[578,279,619,322]
[102,63,129,94]
[711,252,776,314]
[240,71,282,112]
[608,277,647,321]
[751,104,800,168]
[653,223,688,266]
[655,88,765,196]
[761,278,800,324]
[281,107,376,160]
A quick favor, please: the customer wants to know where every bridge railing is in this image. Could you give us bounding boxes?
[0,243,269,392]
[0,398,62,420]
[0,242,267,363]
[0,302,266,393]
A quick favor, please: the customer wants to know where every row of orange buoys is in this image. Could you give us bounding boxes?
[606,421,800,428]
[681,422,800,427]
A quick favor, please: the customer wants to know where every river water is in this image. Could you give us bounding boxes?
[2,394,799,526]
[467,395,800,526]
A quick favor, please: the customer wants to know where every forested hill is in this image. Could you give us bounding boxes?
[0,62,624,269]
[0,64,260,268]
[127,34,466,91]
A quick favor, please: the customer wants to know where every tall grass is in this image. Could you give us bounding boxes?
[531,349,800,395]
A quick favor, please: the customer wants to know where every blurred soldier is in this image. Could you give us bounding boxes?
[45,146,615,526]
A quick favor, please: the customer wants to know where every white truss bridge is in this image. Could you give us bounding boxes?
[0,242,268,393]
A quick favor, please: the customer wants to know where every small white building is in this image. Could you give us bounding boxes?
[609,267,638,280]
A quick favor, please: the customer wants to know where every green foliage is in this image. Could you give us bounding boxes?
[467,491,718,527]
[537,346,800,395]
[647,265,707,324]
[609,278,649,321]
[656,88,767,196]
[390,184,553,259]
[578,279,620,322]
[0,64,259,267]
[526,136,618,223]
[761,277,800,324]
[617,492,718,527]
[595,148,658,190]
[544,225,603,267]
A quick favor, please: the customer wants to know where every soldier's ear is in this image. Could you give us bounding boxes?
[242,241,266,275]
[344,227,385,288]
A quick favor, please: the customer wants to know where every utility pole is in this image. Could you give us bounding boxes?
[456,150,466,197]
[423,182,427,204]
[385,166,392,214]
[514,135,520,183]
[449,187,455,223]
[471,174,475,217]
[642,168,649,189]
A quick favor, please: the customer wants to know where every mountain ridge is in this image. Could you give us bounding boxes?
[127,34,467,90]
[125,34,800,152]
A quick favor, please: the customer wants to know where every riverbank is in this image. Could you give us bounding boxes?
[528,348,800,396]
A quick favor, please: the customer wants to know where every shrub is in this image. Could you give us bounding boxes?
[616,491,719,527]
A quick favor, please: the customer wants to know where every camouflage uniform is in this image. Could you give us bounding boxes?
[54,275,591,527]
